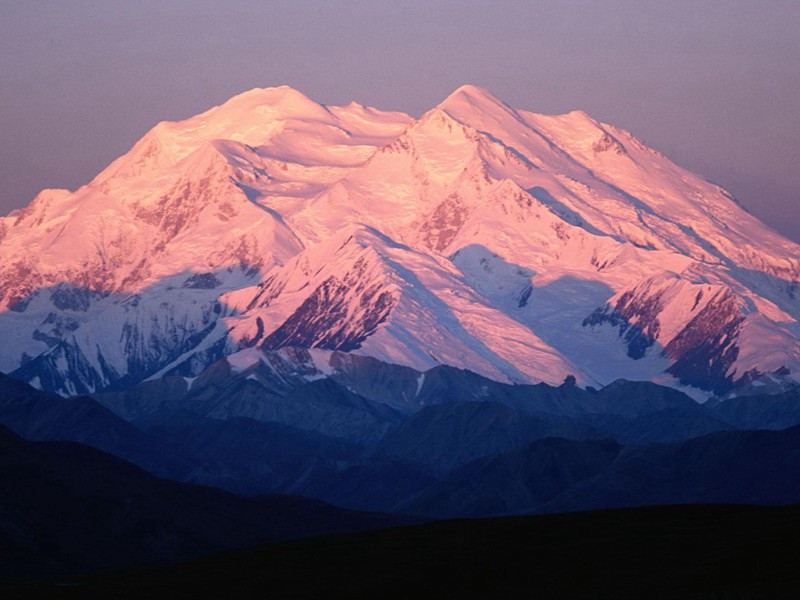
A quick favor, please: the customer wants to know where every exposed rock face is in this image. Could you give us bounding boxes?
[665,291,745,393]
[262,275,397,352]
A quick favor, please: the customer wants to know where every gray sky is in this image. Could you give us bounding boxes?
[1,0,798,241]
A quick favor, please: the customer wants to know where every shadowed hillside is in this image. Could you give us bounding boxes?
[42,504,800,599]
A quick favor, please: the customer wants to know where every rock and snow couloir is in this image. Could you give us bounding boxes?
[1,84,798,397]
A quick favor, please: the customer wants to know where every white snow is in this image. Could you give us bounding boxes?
[226,348,263,374]
[415,373,425,397]
[2,84,799,396]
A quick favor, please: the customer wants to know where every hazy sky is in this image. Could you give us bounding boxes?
[1,0,798,241]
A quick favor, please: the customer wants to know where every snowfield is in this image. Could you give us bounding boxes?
[1,84,798,397]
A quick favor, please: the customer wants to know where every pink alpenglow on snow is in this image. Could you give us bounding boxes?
[1,85,798,399]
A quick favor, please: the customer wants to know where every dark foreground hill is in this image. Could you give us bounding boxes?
[0,425,410,581]
[16,504,797,599]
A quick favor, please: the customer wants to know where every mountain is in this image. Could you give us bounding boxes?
[0,359,433,510]
[375,401,605,472]
[86,348,755,511]
[400,437,623,518]
[97,348,407,445]
[402,426,800,518]
[0,372,190,478]
[0,424,409,580]
[92,346,732,447]
[8,350,800,517]
[705,387,800,430]
[1,84,799,397]
[136,413,365,495]
[541,426,800,513]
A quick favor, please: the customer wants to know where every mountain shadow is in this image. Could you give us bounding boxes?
[0,424,412,581]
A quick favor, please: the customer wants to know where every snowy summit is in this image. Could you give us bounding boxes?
[0,84,798,398]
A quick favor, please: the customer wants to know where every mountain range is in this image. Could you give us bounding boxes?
[3,84,800,584]
[2,84,798,398]
[0,419,407,580]
[3,356,800,518]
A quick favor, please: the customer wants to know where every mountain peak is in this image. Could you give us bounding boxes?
[445,84,501,102]
[224,84,310,102]
[214,85,332,121]
[5,83,800,398]
[437,85,512,116]
[431,85,527,139]
[311,224,401,259]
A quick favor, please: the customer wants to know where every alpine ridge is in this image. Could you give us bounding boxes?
[2,84,799,398]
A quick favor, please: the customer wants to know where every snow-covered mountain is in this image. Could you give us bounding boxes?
[2,84,799,397]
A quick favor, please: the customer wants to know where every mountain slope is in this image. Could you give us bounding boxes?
[2,85,799,396]
[402,426,800,518]
[376,401,604,472]
[542,426,800,513]
[0,373,190,478]
[0,424,409,580]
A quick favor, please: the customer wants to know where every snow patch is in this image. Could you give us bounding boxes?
[226,348,263,374]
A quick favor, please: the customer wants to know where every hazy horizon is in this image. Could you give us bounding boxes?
[1,0,798,241]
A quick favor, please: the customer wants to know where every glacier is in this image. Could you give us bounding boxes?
[1,84,798,398]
